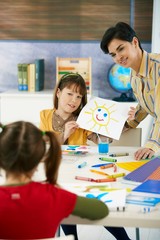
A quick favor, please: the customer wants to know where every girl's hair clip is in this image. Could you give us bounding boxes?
[61,72,80,80]
[42,131,46,136]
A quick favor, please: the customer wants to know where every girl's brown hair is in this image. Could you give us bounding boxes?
[0,121,61,184]
[53,73,87,116]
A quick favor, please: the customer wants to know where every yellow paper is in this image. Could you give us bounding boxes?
[117,161,149,172]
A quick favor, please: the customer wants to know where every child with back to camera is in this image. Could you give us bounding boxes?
[40,73,132,240]
[0,121,109,239]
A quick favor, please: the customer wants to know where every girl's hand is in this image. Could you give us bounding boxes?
[99,135,113,143]
[134,147,155,160]
[128,106,136,121]
[64,121,79,140]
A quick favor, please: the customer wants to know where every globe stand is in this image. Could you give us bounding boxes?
[113,93,135,102]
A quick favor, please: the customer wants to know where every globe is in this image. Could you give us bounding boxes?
[108,63,135,102]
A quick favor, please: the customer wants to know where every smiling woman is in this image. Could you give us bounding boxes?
[100,21,160,160]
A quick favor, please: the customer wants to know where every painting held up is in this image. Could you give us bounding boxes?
[77,97,130,140]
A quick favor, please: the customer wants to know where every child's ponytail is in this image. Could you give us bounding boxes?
[43,131,62,184]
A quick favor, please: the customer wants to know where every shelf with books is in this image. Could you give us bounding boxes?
[17,59,44,92]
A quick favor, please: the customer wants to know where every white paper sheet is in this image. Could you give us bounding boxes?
[62,183,126,211]
[77,97,130,140]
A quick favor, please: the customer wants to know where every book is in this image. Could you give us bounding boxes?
[126,193,160,206]
[132,179,160,197]
[35,59,44,91]
[17,64,23,91]
[126,179,160,207]
[28,63,36,92]
[22,63,28,91]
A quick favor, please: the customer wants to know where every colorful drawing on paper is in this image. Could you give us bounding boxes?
[84,100,118,134]
[77,97,130,140]
[62,183,126,210]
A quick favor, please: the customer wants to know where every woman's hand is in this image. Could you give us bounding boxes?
[64,121,79,141]
[134,147,155,160]
[123,107,136,133]
[99,135,113,143]
[128,106,136,121]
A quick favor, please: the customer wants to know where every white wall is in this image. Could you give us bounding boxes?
[152,0,160,53]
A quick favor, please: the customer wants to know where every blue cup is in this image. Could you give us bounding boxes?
[98,142,109,154]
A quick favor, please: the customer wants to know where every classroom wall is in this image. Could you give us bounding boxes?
[0,40,151,99]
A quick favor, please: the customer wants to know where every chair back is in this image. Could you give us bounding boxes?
[111,128,142,147]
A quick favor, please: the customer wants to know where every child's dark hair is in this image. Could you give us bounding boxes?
[54,73,87,116]
[100,22,142,54]
[0,121,61,184]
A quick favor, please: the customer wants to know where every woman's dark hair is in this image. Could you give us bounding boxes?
[100,22,142,54]
[0,121,61,184]
[54,73,87,116]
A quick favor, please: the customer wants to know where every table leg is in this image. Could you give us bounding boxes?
[135,228,140,240]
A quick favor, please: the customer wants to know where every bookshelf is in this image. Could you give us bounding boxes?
[56,57,92,94]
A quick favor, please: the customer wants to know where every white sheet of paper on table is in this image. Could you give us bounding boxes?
[62,183,126,211]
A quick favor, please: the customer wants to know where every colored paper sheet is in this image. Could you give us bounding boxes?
[147,166,160,180]
[117,161,149,172]
[124,157,160,182]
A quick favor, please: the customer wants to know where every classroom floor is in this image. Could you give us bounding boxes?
[60,225,160,240]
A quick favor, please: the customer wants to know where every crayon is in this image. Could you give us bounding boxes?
[90,169,109,176]
[109,153,129,157]
[75,176,96,182]
[99,157,117,162]
[63,150,83,155]
[108,172,126,178]
[78,161,87,168]
[67,145,80,150]
[95,178,116,183]
[113,164,117,172]
[91,163,111,168]
[100,163,114,169]
[75,176,116,183]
